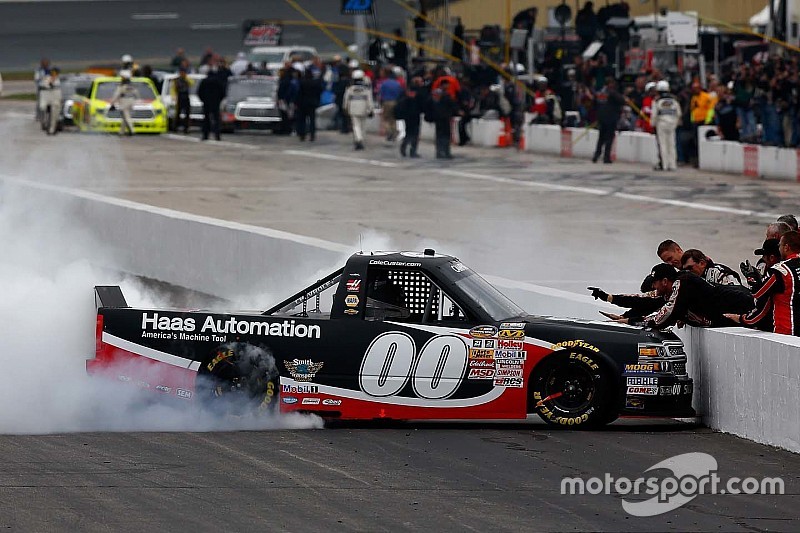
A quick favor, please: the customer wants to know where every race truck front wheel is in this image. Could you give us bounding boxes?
[528,350,618,428]
[196,342,279,415]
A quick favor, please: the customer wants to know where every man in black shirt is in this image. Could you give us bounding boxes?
[592,77,625,164]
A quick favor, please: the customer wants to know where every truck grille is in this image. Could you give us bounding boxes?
[667,345,685,356]
[672,361,687,375]
[107,108,155,120]
[238,107,278,118]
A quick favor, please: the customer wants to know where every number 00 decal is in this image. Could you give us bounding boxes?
[359,332,468,399]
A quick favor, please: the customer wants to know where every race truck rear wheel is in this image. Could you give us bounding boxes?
[196,342,279,415]
[528,350,618,428]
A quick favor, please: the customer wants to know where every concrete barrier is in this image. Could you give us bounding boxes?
[2,178,348,300]
[676,327,800,453]
[698,125,800,182]
[6,176,799,452]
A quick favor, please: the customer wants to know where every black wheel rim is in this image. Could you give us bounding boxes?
[543,362,596,414]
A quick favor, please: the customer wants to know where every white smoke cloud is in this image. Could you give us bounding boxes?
[0,114,321,434]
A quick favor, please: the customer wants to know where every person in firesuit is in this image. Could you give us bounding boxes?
[588,268,666,322]
[592,77,625,164]
[343,69,374,150]
[651,80,680,171]
[726,231,800,336]
[39,66,62,135]
[636,82,657,133]
[680,249,742,286]
[110,70,138,136]
[617,264,755,329]
[529,77,561,125]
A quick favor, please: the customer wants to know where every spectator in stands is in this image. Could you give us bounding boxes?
[715,84,739,142]
[727,231,800,336]
[657,239,684,268]
[680,249,742,286]
[732,64,757,141]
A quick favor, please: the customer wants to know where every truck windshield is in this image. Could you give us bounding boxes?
[227,79,277,100]
[453,272,525,321]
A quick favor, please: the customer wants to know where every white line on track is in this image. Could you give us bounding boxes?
[131,12,179,20]
[438,169,608,195]
[282,149,401,168]
[439,169,781,220]
[190,22,238,30]
[163,133,258,150]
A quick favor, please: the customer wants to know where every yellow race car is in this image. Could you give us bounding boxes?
[71,76,167,133]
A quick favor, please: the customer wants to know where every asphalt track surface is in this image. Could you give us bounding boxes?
[0,0,410,70]
[1,422,798,532]
[2,101,800,530]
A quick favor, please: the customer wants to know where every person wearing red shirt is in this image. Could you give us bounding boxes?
[726,231,800,336]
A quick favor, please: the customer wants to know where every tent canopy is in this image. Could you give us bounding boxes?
[750,0,781,27]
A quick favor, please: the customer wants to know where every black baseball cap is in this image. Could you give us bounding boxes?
[651,263,678,281]
[755,239,780,256]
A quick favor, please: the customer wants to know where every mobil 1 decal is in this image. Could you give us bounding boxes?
[358,330,496,401]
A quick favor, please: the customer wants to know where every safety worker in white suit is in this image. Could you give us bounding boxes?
[110,70,138,136]
[343,69,374,150]
[39,66,62,135]
[651,80,680,171]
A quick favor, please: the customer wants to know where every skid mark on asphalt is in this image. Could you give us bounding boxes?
[279,450,372,486]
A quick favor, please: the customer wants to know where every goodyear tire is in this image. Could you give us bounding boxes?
[196,342,279,415]
[528,350,618,428]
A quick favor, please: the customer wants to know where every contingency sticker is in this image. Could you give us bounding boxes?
[284,359,324,382]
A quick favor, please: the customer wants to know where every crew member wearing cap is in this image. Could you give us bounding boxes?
[741,239,781,291]
[617,264,754,329]
[726,231,800,336]
[587,266,666,321]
